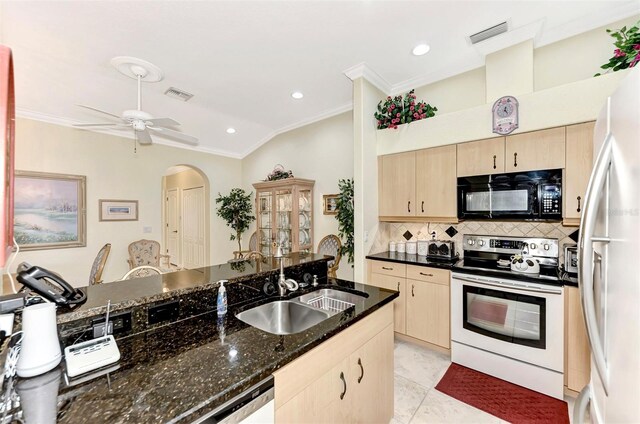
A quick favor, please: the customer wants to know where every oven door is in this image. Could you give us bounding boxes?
[451,273,564,372]
[458,182,538,219]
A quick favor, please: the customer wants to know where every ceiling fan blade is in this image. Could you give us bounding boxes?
[145,117,180,127]
[136,129,153,145]
[148,127,198,145]
[73,122,131,128]
[77,104,122,120]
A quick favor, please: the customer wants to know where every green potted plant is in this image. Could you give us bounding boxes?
[215,188,255,253]
[595,21,640,76]
[335,178,354,265]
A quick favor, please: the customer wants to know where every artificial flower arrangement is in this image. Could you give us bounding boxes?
[595,21,640,76]
[374,89,437,130]
[265,164,294,181]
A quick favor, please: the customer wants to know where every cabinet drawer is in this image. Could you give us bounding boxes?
[368,260,406,278]
[406,265,450,285]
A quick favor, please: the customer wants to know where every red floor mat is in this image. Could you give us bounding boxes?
[435,363,569,424]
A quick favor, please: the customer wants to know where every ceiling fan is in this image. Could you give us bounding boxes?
[74,57,198,146]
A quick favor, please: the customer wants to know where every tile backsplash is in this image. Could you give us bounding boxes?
[370,221,579,261]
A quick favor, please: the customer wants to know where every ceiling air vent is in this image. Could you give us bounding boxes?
[469,22,508,44]
[164,87,194,102]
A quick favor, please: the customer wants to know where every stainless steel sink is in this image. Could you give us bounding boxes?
[295,289,366,310]
[236,301,331,335]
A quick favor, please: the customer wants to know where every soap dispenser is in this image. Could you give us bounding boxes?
[217,280,228,316]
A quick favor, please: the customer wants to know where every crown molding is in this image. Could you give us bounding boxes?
[240,102,353,159]
[343,62,392,94]
[15,108,244,159]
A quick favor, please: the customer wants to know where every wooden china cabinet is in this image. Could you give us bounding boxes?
[253,178,315,256]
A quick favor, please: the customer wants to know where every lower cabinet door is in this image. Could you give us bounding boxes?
[406,279,450,348]
[275,358,351,423]
[349,324,395,424]
[368,273,406,334]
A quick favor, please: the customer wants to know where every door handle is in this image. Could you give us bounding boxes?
[513,152,518,167]
[493,155,497,169]
[397,282,399,291]
[421,201,424,213]
[577,196,581,213]
[578,132,613,395]
[339,371,347,400]
[357,358,364,383]
[411,284,415,297]
[408,201,411,213]
[172,231,178,233]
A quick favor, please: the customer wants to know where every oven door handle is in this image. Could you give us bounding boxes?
[452,275,563,295]
[578,131,613,395]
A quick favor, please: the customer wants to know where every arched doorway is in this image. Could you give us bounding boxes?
[162,165,210,269]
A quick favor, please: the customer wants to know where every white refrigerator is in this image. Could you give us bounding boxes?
[574,65,640,423]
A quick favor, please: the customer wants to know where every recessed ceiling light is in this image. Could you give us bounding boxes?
[291,91,304,100]
[226,127,236,134]
[412,44,430,56]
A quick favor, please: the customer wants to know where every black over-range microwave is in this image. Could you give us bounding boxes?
[457,169,562,220]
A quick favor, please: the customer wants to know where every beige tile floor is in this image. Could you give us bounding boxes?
[392,339,576,424]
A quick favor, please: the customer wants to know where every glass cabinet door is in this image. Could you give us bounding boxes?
[298,189,312,252]
[275,189,292,254]
[258,191,273,256]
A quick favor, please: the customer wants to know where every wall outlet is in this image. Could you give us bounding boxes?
[143,226,152,233]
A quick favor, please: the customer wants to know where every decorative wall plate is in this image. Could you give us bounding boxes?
[492,95,519,135]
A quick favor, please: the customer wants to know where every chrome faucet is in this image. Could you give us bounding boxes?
[275,245,298,296]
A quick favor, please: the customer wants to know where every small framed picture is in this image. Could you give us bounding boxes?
[323,194,339,215]
[99,199,138,222]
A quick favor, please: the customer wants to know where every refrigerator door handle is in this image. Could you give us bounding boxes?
[574,385,591,424]
[578,132,613,395]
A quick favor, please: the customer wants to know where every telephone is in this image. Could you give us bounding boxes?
[16,263,87,306]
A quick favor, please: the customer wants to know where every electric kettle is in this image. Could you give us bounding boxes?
[16,303,62,378]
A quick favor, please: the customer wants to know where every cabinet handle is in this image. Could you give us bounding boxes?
[411,284,415,297]
[513,152,518,167]
[357,358,364,383]
[493,155,497,169]
[577,196,582,213]
[408,201,411,213]
[397,282,400,291]
[421,201,424,213]
[382,266,393,271]
[339,371,347,400]
[419,272,433,277]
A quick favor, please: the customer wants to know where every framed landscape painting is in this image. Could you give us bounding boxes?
[99,199,138,221]
[14,171,86,250]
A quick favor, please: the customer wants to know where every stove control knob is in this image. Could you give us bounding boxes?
[543,243,550,251]
[529,243,537,249]
[467,239,475,246]
[478,240,485,247]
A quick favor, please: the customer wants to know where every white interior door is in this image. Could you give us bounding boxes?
[166,188,180,266]
[182,186,205,269]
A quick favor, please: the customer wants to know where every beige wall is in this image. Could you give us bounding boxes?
[413,67,486,115]
[165,168,206,191]
[241,112,354,280]
[13,118,242,286]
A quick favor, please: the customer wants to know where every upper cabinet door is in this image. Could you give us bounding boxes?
[416,145,457,218]
[456,137,505,177]
[505,127,566,172]
[564,122,595,221]
[379,151,416,217]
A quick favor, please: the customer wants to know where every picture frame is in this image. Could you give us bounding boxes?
[323,194,339,215]
[99,199,138,222]
[14,171,86,250]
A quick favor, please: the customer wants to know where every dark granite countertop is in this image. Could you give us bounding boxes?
[57,252,330,324]
[9,279,398,424]
[366,251,459,270]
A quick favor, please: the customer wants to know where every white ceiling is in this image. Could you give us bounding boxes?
[1,1,638,158]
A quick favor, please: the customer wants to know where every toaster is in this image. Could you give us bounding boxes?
[426,240,457,260]
[564,245,578,274]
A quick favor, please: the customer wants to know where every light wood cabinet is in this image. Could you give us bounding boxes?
[274,304,394,424]
[565,286,591,393]
[457,137,506,177]
[505,127,566,172]
[416,145,457,218]
[406,273,450,349]
[379,151,416,217]
[368,273,406,334]
[253,178,314,256]
[564,122,595,223]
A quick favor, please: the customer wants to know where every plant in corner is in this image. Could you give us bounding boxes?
[374,89,437,130]
[215,188,255,253]
[595,21,640,76]
[335,178,354,265]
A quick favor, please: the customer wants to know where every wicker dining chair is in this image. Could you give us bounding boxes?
[120,265,163,280]
[233,231,258,260]
[317,235,342,278]
[127,239,170,270]
[89,243,111,285]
